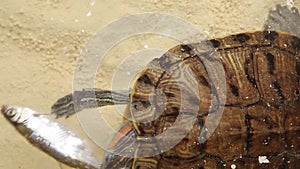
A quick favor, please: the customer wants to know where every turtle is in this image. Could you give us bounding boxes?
[50,7,300,169]
[51,29,300,169]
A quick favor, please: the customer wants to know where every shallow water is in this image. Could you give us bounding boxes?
[0,0,298,169]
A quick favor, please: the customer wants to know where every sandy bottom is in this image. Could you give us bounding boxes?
[0,0,298,169]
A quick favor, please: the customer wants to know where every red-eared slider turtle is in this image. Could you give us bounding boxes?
[51,30,300,169]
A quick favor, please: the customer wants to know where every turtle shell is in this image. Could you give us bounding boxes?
[128,31,300,168]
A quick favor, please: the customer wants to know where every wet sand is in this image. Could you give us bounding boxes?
[0,0,297,168]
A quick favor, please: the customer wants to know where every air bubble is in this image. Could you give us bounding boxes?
[86,11,92,17]
[89,0,96,6]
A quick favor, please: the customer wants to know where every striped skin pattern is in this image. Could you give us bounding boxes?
[102,31,300,169]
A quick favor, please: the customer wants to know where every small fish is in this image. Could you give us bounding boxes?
[1,105,101,169]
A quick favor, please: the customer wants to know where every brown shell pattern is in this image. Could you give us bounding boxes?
[121,31,300,169]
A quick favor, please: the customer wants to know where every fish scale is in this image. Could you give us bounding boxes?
[1,105,102,169]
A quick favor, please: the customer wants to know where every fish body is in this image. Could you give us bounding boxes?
[1,105,101,169]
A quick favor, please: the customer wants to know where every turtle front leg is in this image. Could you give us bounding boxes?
[101,122,137,169]
[51,88,131,118]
